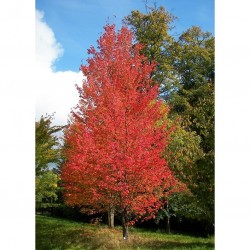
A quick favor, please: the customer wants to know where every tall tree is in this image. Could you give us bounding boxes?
[124,6,178,97]
[170,27,215,223]
[125,6,215,225]
[61,24,177,239]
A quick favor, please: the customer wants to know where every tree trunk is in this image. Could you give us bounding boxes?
[122,223,129,240]
[108,207,115,228]
[166,216,171,234]
[121,210,129,240]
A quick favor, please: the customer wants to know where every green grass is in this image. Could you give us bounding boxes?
[36,215,214,250]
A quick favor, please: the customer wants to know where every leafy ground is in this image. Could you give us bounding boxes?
[36,215,214,250]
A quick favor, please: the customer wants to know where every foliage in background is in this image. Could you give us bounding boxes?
[35,114,63,175]
[124,6,178,97]
[36,170,60,209]
[125,5,214,225]
[36,114,63,210]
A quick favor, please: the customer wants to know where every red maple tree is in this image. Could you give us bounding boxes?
[61,24,178,239]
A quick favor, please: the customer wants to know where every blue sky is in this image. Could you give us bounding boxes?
[36,0,214,72]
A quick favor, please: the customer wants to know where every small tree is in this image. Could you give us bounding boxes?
[36,114,63,213]
[61,24,177,239]
[36,114,62,175]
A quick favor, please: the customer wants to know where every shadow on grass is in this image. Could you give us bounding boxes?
[136,240,214,250]
[36,216,92,249]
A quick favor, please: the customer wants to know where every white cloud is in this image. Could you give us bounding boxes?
[36,10,64,70]
[36,10,83,126]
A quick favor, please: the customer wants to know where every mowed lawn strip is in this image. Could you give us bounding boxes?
[36,215,214,250]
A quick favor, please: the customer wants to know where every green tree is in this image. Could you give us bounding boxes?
[124,6,178,96]
[156,191,204,234]
[170,75,214,224]
[125,6,214,225]
[169,26,214,224]
[35,114,63,212]
[36,170,60,210]
[172,26,214,89]
[35,114,62,175]
[164,118,204,184]
[157,117,204,233]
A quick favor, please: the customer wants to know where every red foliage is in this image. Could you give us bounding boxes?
[61,24,177,225]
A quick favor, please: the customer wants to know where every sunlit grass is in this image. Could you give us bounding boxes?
[36,215,214,249]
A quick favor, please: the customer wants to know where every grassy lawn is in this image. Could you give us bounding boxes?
[36,215,214,250]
